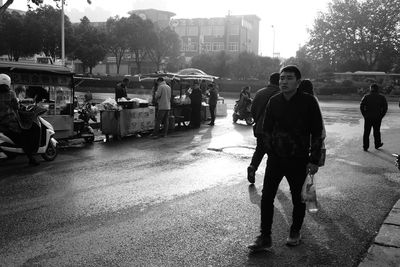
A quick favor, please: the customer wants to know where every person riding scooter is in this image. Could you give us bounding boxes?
[0,73,40,166]
[233,86,254,125]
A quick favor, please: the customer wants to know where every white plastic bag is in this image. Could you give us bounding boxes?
[301,173,319,213]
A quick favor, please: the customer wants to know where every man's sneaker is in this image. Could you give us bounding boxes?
[248,235,272,251]
[286,230,302,246]
[375,143,383,149]
[247,165,255,184]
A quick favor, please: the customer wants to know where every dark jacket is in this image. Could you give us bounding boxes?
[251,84,280,137]
[208,87,218,106]
[263,91,324,165]
[360,92,387,120]
[115,82,127,100]
[0,88,20,134]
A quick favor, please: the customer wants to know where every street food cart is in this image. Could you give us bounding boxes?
[100,105,155,141]
[0,61,75,139]
[139,69,222,127]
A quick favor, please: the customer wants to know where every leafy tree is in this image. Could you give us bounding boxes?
[0,0,92,17]
[0,11,25,60]
[72,16,107,73]
[255,56,281,80]
[104,16,130,74]
[126,14,154,74]
[306,0,400,72]
[146,26,180,71]
[230,52,259,80]
[190,53,216,75]
[212,51,232,78]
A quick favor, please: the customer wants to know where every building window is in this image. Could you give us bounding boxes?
[188,42,197,51]
[228,42,239,51]
[187,26,198,36]
[212,25,225,37]
[175,26,186,36]
[181,42,198,51]
[212,42,224,51]
[200,26,212,36]
[203,42,211,52]
[228,25,239,35]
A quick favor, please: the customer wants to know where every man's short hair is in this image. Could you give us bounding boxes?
[156,77,164,82]
[122,77,129,83]
[370,83,379,92]
[280,65,301,80]
[269,72,280,86]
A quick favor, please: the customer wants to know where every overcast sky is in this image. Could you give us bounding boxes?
[10,0,331,58]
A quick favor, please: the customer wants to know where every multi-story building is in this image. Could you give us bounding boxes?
[90,9,260,75]
[171,15,260,61]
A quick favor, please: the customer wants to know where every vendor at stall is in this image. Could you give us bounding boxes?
[188,80,202,129]
[115,77,129,100]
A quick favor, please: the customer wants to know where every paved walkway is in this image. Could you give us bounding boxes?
[359,199,400,266]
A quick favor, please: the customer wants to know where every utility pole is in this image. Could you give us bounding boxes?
[61,0,65,66]
[271,25,275,57]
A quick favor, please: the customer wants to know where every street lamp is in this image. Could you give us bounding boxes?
[271,25,275,57]
[61,0,65,66]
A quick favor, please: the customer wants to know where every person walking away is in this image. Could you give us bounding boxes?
[360,83,387,151]
[152,77,171,138]
[207,83,218,126]
[189,81,203,129]
[115,77,129,101]
[247,72,280,184]
[248,66,324,251]
[0,74,40,166]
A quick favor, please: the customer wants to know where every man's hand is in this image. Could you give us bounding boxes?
[307,163,319,175]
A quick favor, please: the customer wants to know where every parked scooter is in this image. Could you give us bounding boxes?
[232,98,254,125]
[74,102,97,143]
[0,105,58,162]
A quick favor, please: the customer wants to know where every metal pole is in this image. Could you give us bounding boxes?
[61,0,65,66]
[272,25,275,57]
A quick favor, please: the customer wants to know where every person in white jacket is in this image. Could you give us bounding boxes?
[152,77,171,138]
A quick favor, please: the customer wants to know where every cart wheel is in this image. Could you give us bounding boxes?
[41,141,57,161]
[245,117,254,125]
[84,136,94,143]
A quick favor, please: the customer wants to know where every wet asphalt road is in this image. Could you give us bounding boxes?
[1,99,400,266]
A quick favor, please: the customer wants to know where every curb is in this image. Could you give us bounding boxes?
[359,199,400,266]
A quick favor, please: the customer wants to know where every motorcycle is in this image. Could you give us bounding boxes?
[232,98,254,125]
[74,102,97,143]
[0,105,58,162]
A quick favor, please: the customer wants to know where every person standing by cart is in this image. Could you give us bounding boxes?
[207,83,218,126]
[189,80,203,129]
[115,77,129,101]
[152,77,171,138]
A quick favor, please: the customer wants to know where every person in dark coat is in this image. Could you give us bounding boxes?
[247,72,280,184]
[207,83,218,126]
[360,83,388,151]
[189,81,203,128]
[248,65,324,251]
[0,74,40,166]
[115,78,129,100]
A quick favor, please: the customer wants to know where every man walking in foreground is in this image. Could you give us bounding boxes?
[247,72,280,184]
[360,83,387,151]
[248,65,324,251]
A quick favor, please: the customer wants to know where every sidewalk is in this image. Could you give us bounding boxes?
[359,199,400,266]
